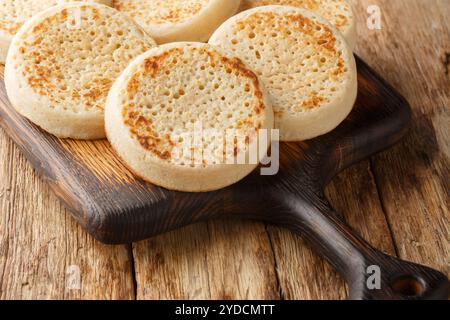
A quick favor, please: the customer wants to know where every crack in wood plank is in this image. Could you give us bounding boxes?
[129,244,138,300]
[444,52,450,76]
[264,223,285,300]
[369,159,401,257]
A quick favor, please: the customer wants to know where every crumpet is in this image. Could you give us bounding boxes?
[210,6,357,141]
[5,2,156,139]
[239,0,356,49]
[112,0,241,43]
[0,0,112,63]
[105,42,274,192]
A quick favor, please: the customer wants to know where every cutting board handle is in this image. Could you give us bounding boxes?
[269,192,450,300]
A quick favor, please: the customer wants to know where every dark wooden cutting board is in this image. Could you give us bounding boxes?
[0,58,449,300]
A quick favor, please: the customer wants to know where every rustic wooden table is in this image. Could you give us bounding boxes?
[0,0,448,300]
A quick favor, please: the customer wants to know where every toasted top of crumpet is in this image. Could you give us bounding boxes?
[5,2,156,139]
[0,0,112,62]
[209,6,357,141]
[239,0,356,49]
[112,0,241,43]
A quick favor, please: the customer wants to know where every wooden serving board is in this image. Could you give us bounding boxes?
[0,57,449,300]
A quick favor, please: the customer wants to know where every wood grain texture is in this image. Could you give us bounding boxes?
[0,0,448,300]
[353,0,450,282]
[263,0,450,300]
[0,113,135,299]
[268,161,397,299]
[133,221,280,299]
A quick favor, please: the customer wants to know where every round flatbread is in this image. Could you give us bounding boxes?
[5,2,156,139]
[209,5,357,141]
[105,42,274,192]
[0,0,112,63]
[112,0,241,43]
[239,0,356,49]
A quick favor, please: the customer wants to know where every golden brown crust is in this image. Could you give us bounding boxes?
[4,2,156,140]
[0,1,111,37]
[300,93,325,110]
[110,0,241,45]
[236,11,343,64]
[105,42,274,191]
[239,0,352,31]
[12,4,153,112]
[232,10,345,111]
[112,0,206,24]
[120,44,267,161]
[122,105,175,161]
[0,21,21,36]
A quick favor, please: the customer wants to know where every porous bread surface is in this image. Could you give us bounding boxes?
[116,43,268,165]
[113,0,207,24]
[239,0,354,37]
[105,42,274,191]
[112,0,241,43]
[5,3,156,139]
[0,1,112,62]
[0,0,111,36]
[209,6,357,141]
